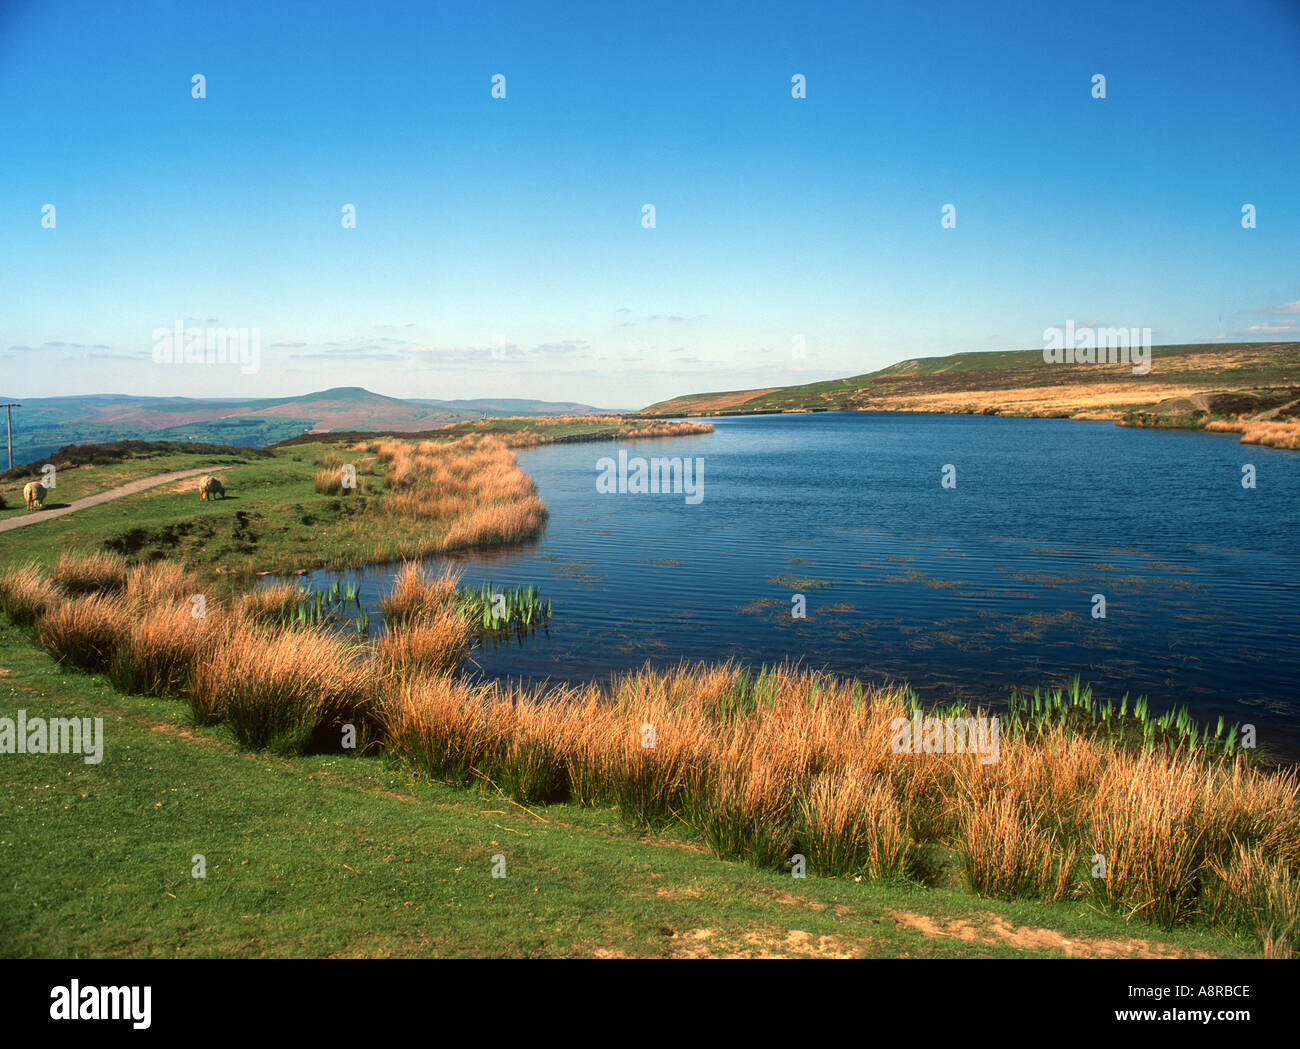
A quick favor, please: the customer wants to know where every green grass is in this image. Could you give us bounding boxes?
[0,450,252,525]
[0,620,1253,958]
[0,444,401,578]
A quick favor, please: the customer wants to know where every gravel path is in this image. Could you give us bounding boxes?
[0,467,212,533]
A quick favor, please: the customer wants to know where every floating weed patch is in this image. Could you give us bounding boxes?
[768,575,833,589]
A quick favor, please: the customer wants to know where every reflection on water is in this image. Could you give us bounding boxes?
[299,412,1300,758]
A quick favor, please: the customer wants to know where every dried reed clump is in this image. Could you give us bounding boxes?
[481,692,578,804]
[1084,757,1213,925]
[797,770,912,879]
[362,436,549,550]
[313,467,364,495]
[379,675,501,788]
[0,563,61,628]
[378,561,459,627]
[190,625,372,753]
[956,788,1079,902]
[51,551,129,595]
[1205,843,1300,958]
[1205,418,1300,451]
[108,599,223,696]
[371,607,471,680]
[122,560,200,609]
[610,711,714,829]
[35,592,131,671]
[237,581,308,627]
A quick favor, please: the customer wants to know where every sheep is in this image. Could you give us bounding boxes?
[198,475,226,500]
[23,481,46,510]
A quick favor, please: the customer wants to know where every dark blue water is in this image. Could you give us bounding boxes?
[304,412,1300,757]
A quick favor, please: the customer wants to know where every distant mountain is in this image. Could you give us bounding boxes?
[408,397,606,415]
[0,388,610,466]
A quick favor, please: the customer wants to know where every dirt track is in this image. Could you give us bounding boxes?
[0,468,212,534]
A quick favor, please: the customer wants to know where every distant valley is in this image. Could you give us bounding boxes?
[0,387,606,466]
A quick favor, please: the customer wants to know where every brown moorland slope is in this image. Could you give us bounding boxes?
[640,342,1300,449]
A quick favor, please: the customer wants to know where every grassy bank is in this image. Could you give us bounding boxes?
[0,424,717,575]
[0,436,548,577]
[0,618,1251,958]
[441,415,712,446]
[2,554,1296,957]
[272,414,714,450]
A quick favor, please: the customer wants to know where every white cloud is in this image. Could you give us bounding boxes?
[1231,322,1300,335]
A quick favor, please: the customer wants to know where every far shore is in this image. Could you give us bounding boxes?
[634,403,1300,452]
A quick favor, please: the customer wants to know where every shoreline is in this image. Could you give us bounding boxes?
[634,404,1300,451]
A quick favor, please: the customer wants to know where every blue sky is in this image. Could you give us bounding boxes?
[2,0,1298,408]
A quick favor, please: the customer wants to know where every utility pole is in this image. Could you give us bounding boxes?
[2,403,19,470]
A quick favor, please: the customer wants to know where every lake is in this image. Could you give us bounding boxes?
[306,412,1300,759]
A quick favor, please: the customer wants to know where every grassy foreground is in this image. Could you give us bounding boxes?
[0,620,1248,958]
[2,552,1296,958]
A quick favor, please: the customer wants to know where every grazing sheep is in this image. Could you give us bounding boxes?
[198,475,226,500]
[23,481,46,510]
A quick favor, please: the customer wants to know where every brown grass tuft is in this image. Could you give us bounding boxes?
[378,561,459,627]
[51,551,129,595]
[0,563,61,628]
[190,624,372,752]
[36,592,131,671]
